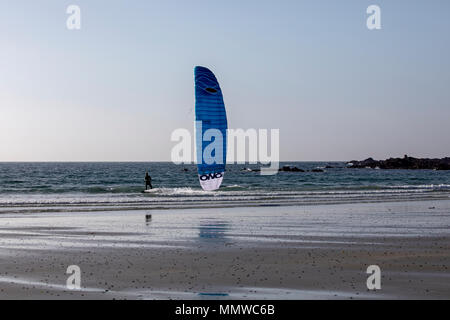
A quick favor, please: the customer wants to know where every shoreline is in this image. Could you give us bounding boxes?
[0,199,449,299]
[0,192,449,214]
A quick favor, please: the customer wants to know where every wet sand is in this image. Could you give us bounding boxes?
[0,200,449,299]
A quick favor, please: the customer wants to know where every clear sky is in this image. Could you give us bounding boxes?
[1,0,449,161]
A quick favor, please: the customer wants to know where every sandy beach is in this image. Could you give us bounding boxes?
[0,199,449,300]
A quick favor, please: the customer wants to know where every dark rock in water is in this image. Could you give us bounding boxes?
[311,168,325,173]
[325,165,334,169]
[279,165,305,172]
[347,155,450,170]
[436,163,450,171]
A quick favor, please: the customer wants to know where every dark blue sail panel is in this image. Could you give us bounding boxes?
[194,66,228,191]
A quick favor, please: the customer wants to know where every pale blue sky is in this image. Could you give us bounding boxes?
[0,0,449,161]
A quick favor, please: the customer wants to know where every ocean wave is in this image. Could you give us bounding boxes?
[143,187,215,196]
[2,183,450,195]
[220,184,245,191]
[1,186,449,207]
[86,186,144,194]
[385,184,450,190]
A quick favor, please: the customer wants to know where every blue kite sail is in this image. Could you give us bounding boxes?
[194,66,228,191]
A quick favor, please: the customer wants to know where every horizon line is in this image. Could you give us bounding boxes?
[0,160,351,163]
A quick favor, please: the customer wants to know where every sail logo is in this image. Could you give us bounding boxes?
[199,173,223,181]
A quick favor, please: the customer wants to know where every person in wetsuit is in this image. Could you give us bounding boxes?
[145,171,152,190]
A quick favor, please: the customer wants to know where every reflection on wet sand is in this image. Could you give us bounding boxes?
[198,220,230,243]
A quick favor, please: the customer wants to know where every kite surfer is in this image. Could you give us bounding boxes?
[145,171,152,190]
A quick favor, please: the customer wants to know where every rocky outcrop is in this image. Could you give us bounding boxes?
[278,166,327,173]
[279,166,305,172]
[347,155,450,170]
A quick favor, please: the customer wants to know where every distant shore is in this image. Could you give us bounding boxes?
[347,155,450,170]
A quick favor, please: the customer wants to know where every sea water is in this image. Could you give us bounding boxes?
[0,162,449,210]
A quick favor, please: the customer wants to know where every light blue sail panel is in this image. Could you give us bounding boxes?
[194,66,228,191]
